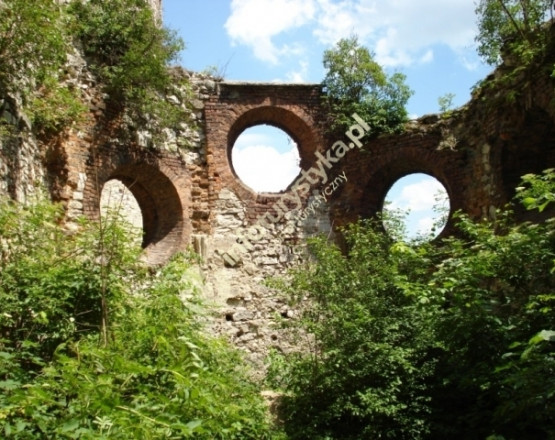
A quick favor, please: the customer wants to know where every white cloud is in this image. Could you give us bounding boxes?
[232,144,300,193]
[419,49,434,64]
[285,60,309,83]
[225,0,316,64]
[386,175,448,218]
[312,0,374,45]
[225,0,480,69]
[314,0,478,67]
[416,216,436,235]
[385,175,449,240]
[234,132,273,149]
[395,178,447,212]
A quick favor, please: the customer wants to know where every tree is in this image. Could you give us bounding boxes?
[475,0,554,65]
[437,92,456,113]
[321,35,413,135]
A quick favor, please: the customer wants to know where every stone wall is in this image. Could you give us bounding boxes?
[0,126,45,202]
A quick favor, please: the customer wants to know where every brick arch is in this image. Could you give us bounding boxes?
[361,163,451,235]
[226,106,320,198]
[334,133,468,237]
[370,161,452,217]
[85,162,188,265]
[228,105,319,172]
[204,83,325,212]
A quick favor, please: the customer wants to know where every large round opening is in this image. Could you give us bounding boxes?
[100,179,143,246]
[231,124,300,193]
[382,173,450,242]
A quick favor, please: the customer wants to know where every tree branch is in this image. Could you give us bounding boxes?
[497,0,530,43]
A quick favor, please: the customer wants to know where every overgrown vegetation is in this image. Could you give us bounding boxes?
[0,198,283,439]
[0,0,67,98]
[268,170,555,440]
[321,35,413,135]
[1,1,554,438]
[474,0,555,101]
[0,0,79,135]
[0,0,190,141]
[30,77,87,135]
[68,0,189,135]
[475,0,554,66]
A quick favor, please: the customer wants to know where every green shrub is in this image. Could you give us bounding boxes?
[30,77,87,135]
[271,219,438,439]
[428,209,555,439]
[0,0,86,134]
[0,0,68,97]
[69,0,189,137]
[0,197,283,439]
[272,171,555,439]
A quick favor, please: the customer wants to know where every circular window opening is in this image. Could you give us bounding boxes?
[231,124,300,193]
[100,179,143,246]
[382,173,450,242]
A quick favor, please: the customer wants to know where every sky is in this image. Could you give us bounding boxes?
[162,0,491,237]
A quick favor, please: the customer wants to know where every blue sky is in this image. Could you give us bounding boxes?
[163,0,492,116]
[161,0,491,238]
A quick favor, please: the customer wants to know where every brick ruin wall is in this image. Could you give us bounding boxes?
[1,46,554,371]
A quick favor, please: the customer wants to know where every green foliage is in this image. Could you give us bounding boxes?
[0,0,68,96]
[30,77,87,135]
[0,0,190,140]
[428,210,555,439]
[69,0,188,132]
[271,220,438,439]
[0,197,282,439]
[438,92,456,114]
[475,0,554,66]
[0,198,114,367]
[0,0,86,134]
[272,170,555,439]
[322,35,413,135]
[515,167,555,213]
[2,257,278,439]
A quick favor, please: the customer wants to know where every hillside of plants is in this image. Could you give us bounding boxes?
[1,0,554,439]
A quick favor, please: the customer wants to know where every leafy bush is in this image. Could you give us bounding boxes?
[0,197,283,439]
[321,35,413,135]
[69,0,188,133]
[30,77,87,135]
[515,167,555,213]
[0,0,86,134]
[428,210,555,439]
[271,171,555,439]
[0,198,112,367]
[0,0,190,139]
[270,220,438,439]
